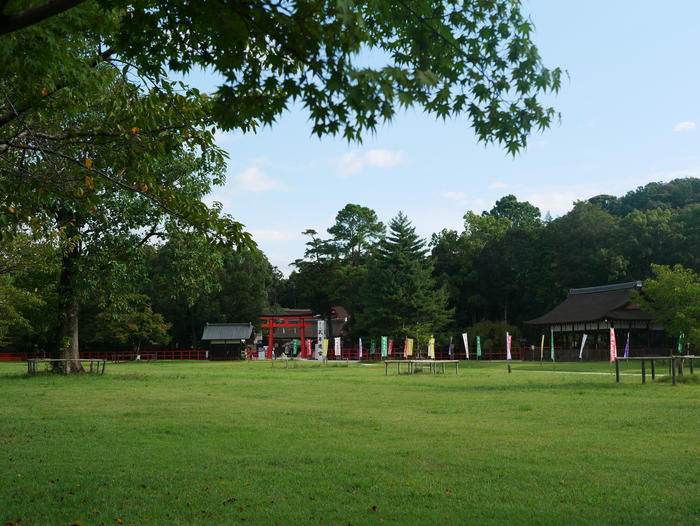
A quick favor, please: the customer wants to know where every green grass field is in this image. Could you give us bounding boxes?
[1,360,699,525]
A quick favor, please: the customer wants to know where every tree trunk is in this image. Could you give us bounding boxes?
[189,306,197,348]
[56,238,84,373]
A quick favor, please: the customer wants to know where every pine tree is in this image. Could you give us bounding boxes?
[357,212,452,338]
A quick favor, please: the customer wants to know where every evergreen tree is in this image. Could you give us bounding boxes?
[356,213,451,338]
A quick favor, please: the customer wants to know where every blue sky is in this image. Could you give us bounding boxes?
[186,1,700,274]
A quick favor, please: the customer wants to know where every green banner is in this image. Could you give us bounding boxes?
[678,332,685,354]
[292,339,299,356]
[381,336,388,358]
[476,336,481,357]
[370,339,376,356]
[550,328,555,362]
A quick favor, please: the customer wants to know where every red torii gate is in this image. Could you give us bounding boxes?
[260,314,316,359]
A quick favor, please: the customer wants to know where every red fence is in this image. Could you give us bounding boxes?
[0,350,208,362]
[0,352,30,362]
[79,350,208,361]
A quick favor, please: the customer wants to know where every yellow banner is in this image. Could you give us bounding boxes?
[321,338,328,357]
[407,338,414,357]
[428,336,435,359]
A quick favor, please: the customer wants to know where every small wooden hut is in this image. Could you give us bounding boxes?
[201,322,254,360]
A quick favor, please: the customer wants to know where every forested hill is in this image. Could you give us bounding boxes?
[430,177,699,331]
[587,177,700,215]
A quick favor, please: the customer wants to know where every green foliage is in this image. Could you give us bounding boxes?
[0,235,56,347]
[483,194,541,229]
[327,203,385,264]
[93,0,562,150]
[464,319,518,351]
[0,275,43,345]
[632,264,700,347]
[357,212,452,337]
[94,299,170,351]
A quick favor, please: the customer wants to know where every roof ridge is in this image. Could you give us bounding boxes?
[568,281,642,295]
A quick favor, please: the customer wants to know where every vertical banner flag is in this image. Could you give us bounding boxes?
[321,338,329,358]
[578,334,588,360]
[609,328,617,362]
[540,333,545,361]
[371,339,376,357]
[476,336,482,358]
[506,332,512,360]
[407,338,414,357]
[678,332,685,354]
[292,339,299,356]
[428,336,435,359]
[624,332,630,359]
[306,339,312,357]
[358,338,363,359]
[317,320,326,359]
[334,337,341,357]
[550,328,555,362]
[403,338,408,359]
[381,336,388,358]
[448,336,454,358]
[388,339,393,356]
[462,332,469,360]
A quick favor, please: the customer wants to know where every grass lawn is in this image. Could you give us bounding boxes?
[1,360,699,525]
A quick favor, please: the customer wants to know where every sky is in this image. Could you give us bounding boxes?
[184,1,700,274]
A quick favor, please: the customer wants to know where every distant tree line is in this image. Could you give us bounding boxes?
[280,178,700,347]
[1,177,698,353]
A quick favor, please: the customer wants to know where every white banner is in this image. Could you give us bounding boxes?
[334,337,341,356]
[506,332,512,360]
[579,334,588,360]
[462,332,469,359]
[358,338,363,359]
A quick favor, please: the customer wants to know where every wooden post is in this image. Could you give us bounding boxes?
[267,324,274,360]
[690,357,694,375]
[651,359,655,380]
[615,359,620,383]
[641,359,646,384]
[672,357,677,385]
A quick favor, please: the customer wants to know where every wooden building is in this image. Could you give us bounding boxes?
[525,281,668,360]
[201,322,254,360]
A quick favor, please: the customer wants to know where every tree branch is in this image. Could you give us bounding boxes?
[0,0,85,36]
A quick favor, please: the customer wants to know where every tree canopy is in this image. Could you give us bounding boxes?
[2,0,562,150]
[632,264,700,348]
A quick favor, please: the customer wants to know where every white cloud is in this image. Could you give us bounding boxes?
[673,121,696,133]
[365,149,404,167]
[234,166,288,193]
[524,190,581,216]
[335,149,404,177]
[488,181,508,190]
[213,129,241,148]
[443,191,467,201]
[249,229,302,242]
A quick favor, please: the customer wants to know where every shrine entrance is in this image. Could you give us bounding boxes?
[260,314,316,359]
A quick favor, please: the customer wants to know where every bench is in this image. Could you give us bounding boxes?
[27,358,106,375]
[385,359,459,376]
